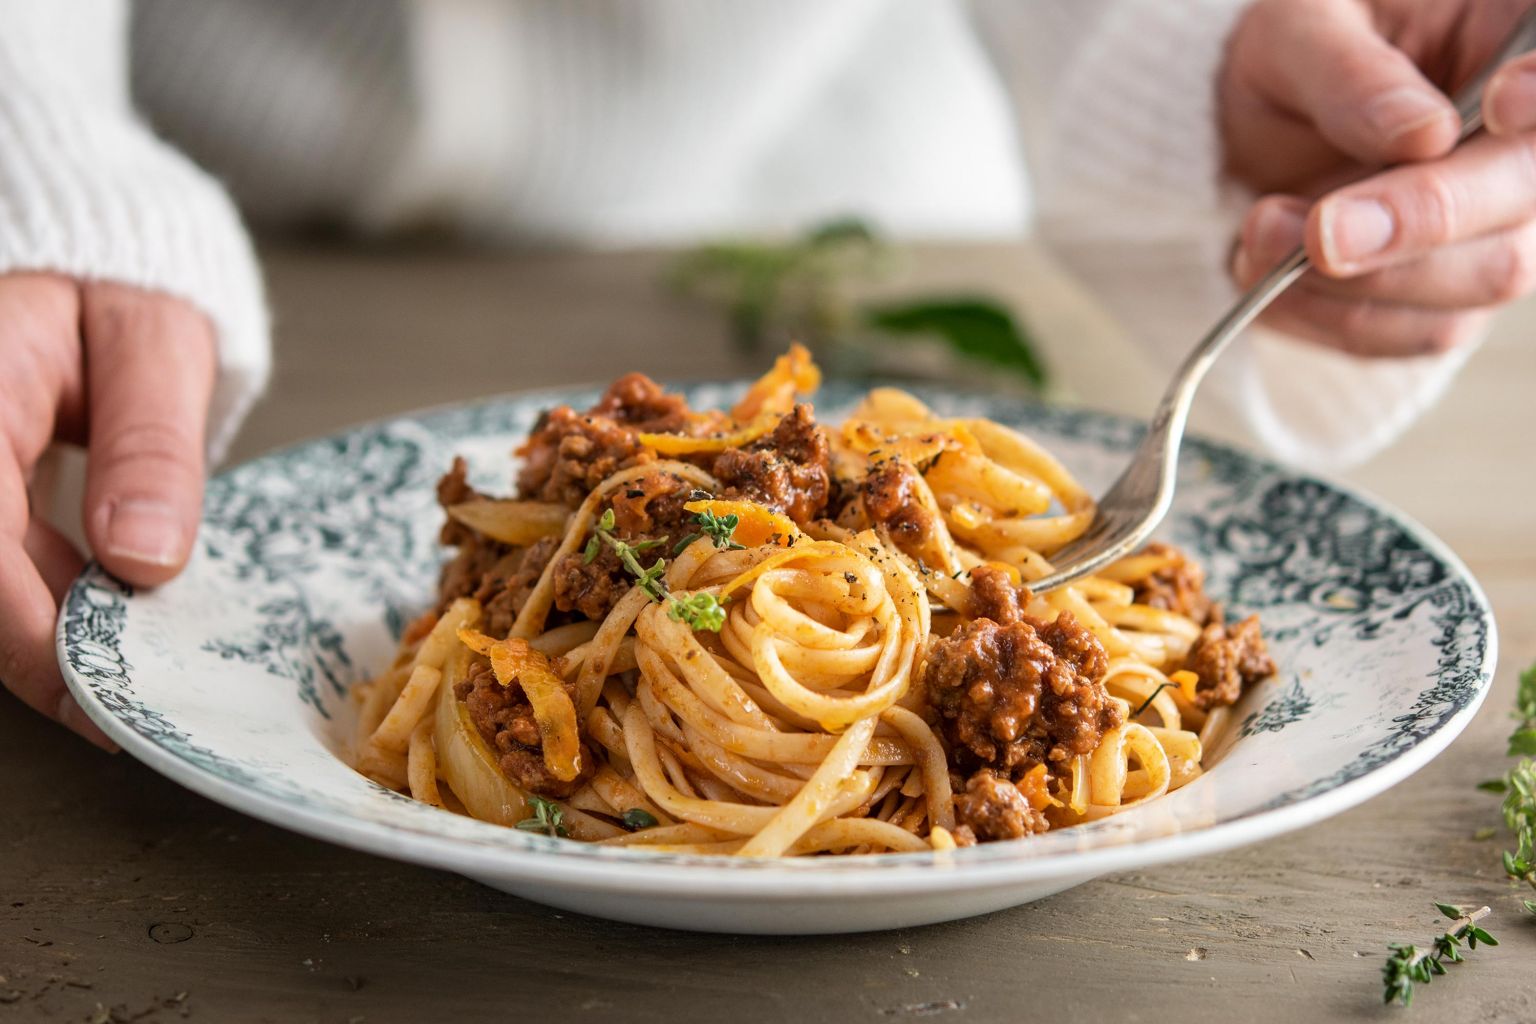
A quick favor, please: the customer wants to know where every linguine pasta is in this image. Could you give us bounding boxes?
[351,348,1275,855]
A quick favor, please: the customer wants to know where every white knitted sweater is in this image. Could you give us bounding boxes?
[0,0,1473,467]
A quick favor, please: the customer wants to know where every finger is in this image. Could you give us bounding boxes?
[1253,0,1458,167]
[1486,51,1536,135]
[1307,131,1536,275]
[1232,195,1312,286]
[24,517,85,605]
[1237,197,1536,309]
[80,284,216,588]
[0,456,115,750]
[0,274,85,460]
[1255,287,1492,359]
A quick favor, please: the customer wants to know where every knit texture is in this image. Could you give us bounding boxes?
[0,0,268,462]
[3,0,1478,469]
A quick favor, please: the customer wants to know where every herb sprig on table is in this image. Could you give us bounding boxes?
[1478,661,1536,901]
[1380,660,1536,1007]
[670,217,1048,388]
[1382,904,1497,1006]
[583,508,730,632]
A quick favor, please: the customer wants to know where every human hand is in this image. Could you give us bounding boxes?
[1,273,214,748]
[1222,0,1536,355]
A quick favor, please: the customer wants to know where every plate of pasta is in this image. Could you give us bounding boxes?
[57,347,1495,933]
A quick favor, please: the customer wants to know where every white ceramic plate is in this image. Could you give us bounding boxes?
[57,382,1497,934]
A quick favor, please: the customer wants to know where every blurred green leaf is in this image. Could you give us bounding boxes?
[862,297,1048,388]
[804,216,878,249]
[1508,728,1536,757]
[668,218,885,352]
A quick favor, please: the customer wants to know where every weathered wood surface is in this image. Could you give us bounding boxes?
[4,243,1533,1024]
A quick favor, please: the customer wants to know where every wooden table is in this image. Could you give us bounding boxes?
[4,242,1533,1023]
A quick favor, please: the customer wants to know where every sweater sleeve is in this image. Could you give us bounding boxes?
[969,0,1476,469]
[0,0,269,464]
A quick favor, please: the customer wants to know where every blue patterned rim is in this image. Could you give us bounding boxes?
[55,381,1497,890]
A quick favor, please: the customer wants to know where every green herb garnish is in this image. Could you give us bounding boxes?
[515,795,568,838]
[1130,682,1175,719]
[586,507,728,632]
[621,808,659,831]
[1488,663,1536,896]
[673,508,745,555]
[667,592,728,633]
[1382,904,1497,1006]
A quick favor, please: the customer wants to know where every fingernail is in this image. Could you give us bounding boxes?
[1231,244,1253,284]
[1365,86,1451,141]
[105,498,184,566]
[1320,197,1396,268]
[1488,67,1536,133]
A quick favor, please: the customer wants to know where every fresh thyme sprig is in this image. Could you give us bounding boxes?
[1382,904,1497,1006]
[673,505,745,555]
[1382,662,1535,1007]
[1478,662,1536,900]
[583,508,728,631]
[667,592,728,632]
[515,795,568,838]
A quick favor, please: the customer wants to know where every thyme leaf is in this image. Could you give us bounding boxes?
[515,795,568,838]
[621,808,659,831]
[1381,905,1495,1006]
[672,508,745,554]
[588,506,727,632]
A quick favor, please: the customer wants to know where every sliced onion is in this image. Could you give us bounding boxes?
[447,499,571,546]
[638,414,778,456]
[730,342,820,421]
[433,665,530,826]
[458,629,583,782]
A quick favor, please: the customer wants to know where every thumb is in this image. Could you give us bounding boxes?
[81,283,216,587]
[1261,0,1459,166]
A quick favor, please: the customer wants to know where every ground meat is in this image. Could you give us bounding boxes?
[951,770,1049,845]
[516,406,652,507]
[1183,604,1276,709]
[588,372,692,432]
[437,530,510,608]
[433,458,560,637]
[550,552,627,622]
[435,456,487,548]
[549,470,697,621]
[712,404,832,524]
[516,374,695,506]
[608,469,693,537]
[860,459,936,549]
[925,612,1121,777]
[477,537,558,638]
[1131,542,1213,625]
[455,661,594,798]
[967,565,1032,625]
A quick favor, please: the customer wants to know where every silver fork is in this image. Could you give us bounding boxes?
[1029,10,1536,595]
